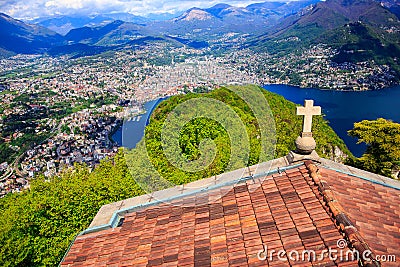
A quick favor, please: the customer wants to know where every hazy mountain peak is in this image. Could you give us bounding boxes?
[210,3,232,9]
[220,6,252,17]
[0,12,26,27]
[174,8,214,21]
[0,13,12,21]
[0,13,63,55]
[205,3,233,17]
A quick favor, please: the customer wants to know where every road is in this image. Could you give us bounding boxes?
[0,167,13,181]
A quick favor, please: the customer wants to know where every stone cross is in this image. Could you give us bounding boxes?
[296,100,321,133]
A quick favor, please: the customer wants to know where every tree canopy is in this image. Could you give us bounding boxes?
[0,153,143,266]
[347,118,400,178]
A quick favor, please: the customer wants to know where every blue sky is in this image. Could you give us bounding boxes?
[0,0,271,20]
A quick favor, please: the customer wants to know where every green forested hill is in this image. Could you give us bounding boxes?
[0,85,350,266]
[142,85,350,185]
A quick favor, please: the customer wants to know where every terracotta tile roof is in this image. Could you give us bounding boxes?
[61,161,399,267]
[314,164,400,267]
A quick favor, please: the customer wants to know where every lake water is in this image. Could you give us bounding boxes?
[113,85,400,157]
[263,84,400,157]
[111,99,159,149]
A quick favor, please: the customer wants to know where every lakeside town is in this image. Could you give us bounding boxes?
[0,43,398,196]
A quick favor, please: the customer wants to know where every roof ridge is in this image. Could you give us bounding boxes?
[304,160,381,267]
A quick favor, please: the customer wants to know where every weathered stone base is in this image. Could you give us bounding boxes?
[295,134,316,154]
[287,150,320,164]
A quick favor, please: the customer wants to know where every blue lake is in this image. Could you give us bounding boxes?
[113,85,400,157]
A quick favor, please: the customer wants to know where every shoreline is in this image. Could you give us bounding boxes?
[108,119,123,144]
[261,82,399,92]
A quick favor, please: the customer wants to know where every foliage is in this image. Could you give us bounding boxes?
[287,72,303,86]
[0,143,16,164]
[50,94,118,119]
[0,152,144,266]
[12,93,31,103]
[346,118,400,178]
[61,124,71,134]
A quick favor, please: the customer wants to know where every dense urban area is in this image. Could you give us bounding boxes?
[0,43,397,196]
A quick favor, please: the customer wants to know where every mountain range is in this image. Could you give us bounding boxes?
[0,1,321,56]
[30,13,151,35]
[0,0,399,72]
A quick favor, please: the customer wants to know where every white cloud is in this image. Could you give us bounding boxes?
[1,0,270,19]
[44,1,55,8]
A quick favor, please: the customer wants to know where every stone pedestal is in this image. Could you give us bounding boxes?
[287,150,320,164]
[295,132,316,155]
